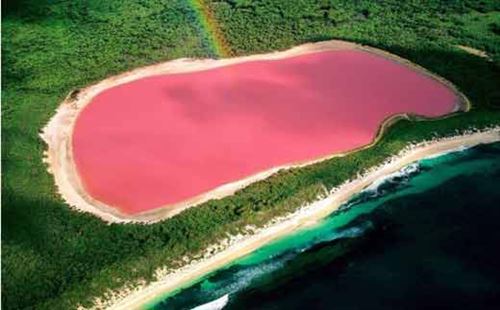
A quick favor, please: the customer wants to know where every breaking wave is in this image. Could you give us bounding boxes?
[210,256,290,297]
[190,294,229,310]
[331,221,374,239]
[339,162,422,211]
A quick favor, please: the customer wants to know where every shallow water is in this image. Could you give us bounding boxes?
[150,142,500,310]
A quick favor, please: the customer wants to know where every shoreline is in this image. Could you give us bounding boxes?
[94,128,499,310]
[41,39,469,223]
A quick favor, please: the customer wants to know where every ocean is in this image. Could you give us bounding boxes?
[149,142,500,310]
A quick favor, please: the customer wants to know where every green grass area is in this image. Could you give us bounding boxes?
[2,1,500,309]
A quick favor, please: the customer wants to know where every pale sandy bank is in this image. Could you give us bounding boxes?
[457,45,491,60]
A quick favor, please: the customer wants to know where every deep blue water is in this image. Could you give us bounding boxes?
[151,142,500,310]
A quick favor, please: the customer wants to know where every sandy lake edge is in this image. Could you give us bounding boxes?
[40,39,470,223]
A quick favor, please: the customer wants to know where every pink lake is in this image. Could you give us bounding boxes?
[72,50,458,214]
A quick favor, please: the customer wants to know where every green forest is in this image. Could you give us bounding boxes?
[2,0,500,309]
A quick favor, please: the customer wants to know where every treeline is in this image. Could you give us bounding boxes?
[210,0,500,60]
[2,0,500,309]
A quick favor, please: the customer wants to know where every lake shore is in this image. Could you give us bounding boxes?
[41,39,469,224]
[95,128,499,310]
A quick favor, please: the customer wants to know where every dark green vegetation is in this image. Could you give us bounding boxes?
[2,1,500,309]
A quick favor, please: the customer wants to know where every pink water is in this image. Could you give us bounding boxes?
[73,50,458,214]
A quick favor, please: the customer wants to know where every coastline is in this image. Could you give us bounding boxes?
[93,128,499,310]
[40,39,469,224]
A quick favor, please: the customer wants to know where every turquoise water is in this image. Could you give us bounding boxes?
[151,142,500,309]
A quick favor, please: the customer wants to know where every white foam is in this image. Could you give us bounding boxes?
[191,294,229,310]
[364,162,420,193]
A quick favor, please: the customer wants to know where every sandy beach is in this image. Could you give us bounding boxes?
[93,128,499,310]
[41,39,469,223]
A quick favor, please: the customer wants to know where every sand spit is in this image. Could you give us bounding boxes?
[457,45,491,60]
[80,128,499,310]
[41,40,470,223]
